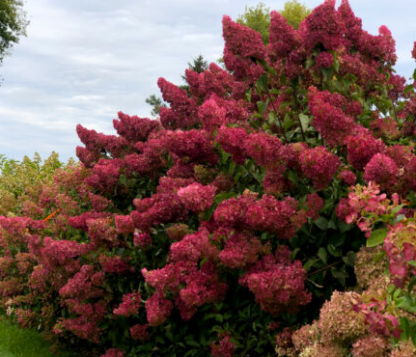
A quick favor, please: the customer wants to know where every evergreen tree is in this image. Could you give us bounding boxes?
[145,95,166,118]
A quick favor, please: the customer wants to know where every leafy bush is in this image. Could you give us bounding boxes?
[0,152,72,216]
[2,1,416,356]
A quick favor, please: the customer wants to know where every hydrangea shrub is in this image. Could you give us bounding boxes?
[2,1,416,356]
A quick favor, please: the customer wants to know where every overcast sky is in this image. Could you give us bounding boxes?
[1,0,416,162]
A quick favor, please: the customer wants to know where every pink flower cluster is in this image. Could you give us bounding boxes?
[177,183,216,213]
[300,146,341,190]
[345,132,386,170]
[384,223,416,287]
[145,292,173,326]
[222,15,265,82]
[244,133,283,167]
[241,246,311,316]
[210,333,236,357]
[198,97,228,132]
[216,126,249,164]
[353,301,401,339]
[219,230,269,269]
[364,153,398,192]
[268,11,299,61]
[113,291,141,317]
[336,182,399,236]
[157,78,198,130]
[100,348,125,357]
[246,195,306,239]
[308,86,356,147]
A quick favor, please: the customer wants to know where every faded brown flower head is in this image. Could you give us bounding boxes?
[389,340,416,357]
[292,322,319,352]
[361,275,391,303]
[354,246,388,290]
[319,291,367,344]
[300,342,347,357]
[352,335,389,357]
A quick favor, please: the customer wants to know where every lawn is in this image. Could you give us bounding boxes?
[0,316,73,357]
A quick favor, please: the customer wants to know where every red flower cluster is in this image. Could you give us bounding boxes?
[246,195,306,239]
[241,246,311,316]
[308,86,356,147]
[222,15,265,82]
[300,146,341,189]
[364,153,398,192]
[210,333,236,357]
[113,292,141,317]
[177,183,216,213]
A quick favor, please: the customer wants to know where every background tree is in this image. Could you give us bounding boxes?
[280,0,311,29]
[145,94,166,118]
[0,0,29,65]
[236,1,311,45]
[183,54,208,78]
[237,2,271,44]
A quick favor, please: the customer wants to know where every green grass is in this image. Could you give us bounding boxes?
[0,316,73,357]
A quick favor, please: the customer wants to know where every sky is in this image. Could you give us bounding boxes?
[1,0,416,162]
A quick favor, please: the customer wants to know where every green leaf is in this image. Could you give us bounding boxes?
[343,251,356,267]
[327,244,343,257]
[400,317,411,339]
[245,87,252,102]
[291,247,301,261]
[407,276,416,294]
[119,174,127,186]
[391,204,404,214]
[303,258,319,272]
[305,58,315,69]
[279,101,293,109]
[396,214,406,223]
[185,339,200,348]
[314,216,328,231]
[333,57,340,73]
[327,220,337,230]
[331,267,349,279]
[256,73,269,94]
[257,100,269,115]
[338,221,351,233]
[260,60,277,76]
[215,314,223,323]
[283,114,295,131]
[287,170,299,185]
[411,325,416,347]
[374,251,386,263]
[366,228,388,247]
[299,114,310,131]
[321,67,334,81]
[393,288,403,300]
[405,84,415,94]
[317,247,327,264]
[228,161,236,176]
[267,111,276,125]
[215,192,237,204]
